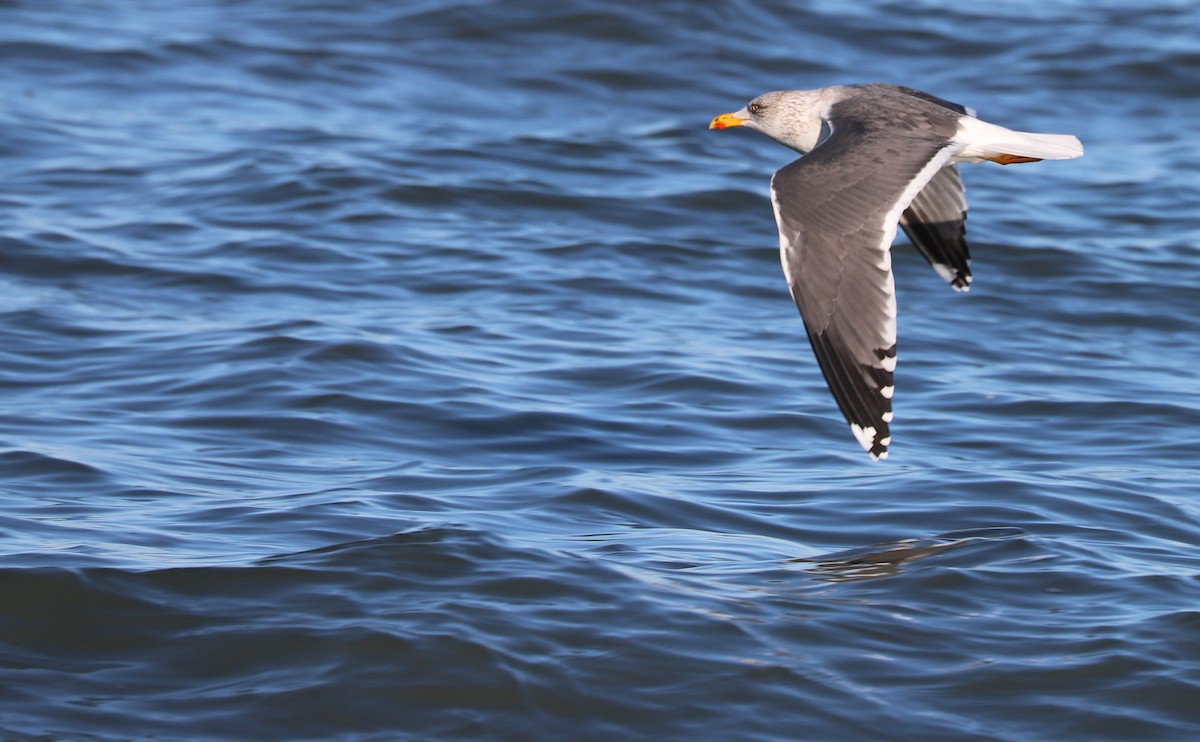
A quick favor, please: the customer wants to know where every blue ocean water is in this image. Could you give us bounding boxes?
[1,0,1198,739]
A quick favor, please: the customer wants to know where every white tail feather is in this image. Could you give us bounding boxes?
[954,117,1084,162]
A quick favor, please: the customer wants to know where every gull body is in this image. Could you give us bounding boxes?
[710,83,1083,459]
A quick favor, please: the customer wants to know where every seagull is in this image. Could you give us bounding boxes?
[709,83,1082,459]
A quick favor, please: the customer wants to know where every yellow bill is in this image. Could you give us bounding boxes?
[709,112,748,130]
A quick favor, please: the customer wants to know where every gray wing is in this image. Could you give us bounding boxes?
[900,164,972,290]
[772,124,958,459]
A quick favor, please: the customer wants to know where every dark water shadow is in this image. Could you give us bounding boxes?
[790,527,1028,583]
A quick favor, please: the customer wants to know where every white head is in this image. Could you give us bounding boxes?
[709,89,834,154]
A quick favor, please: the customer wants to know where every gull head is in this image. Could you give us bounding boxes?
[709,89,833,154]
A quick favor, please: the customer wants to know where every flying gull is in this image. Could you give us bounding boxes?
[709,83,1082,459]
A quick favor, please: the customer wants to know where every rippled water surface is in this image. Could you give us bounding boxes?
[2,1,1199,739]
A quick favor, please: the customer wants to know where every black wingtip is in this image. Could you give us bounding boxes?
[853,423,891,461]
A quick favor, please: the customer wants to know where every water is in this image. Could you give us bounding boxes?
[1,0,1198,739]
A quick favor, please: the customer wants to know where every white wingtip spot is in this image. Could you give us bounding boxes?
[880,385,894,400]
[882,411,894,423]
[849,423,877,452]
[932,262,956,284]
[881,355,897,373]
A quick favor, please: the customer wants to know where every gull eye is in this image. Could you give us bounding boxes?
[748,101,765,115]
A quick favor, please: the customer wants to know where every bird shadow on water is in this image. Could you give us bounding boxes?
[569,522,1035,594]
[789,526,1029,583]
